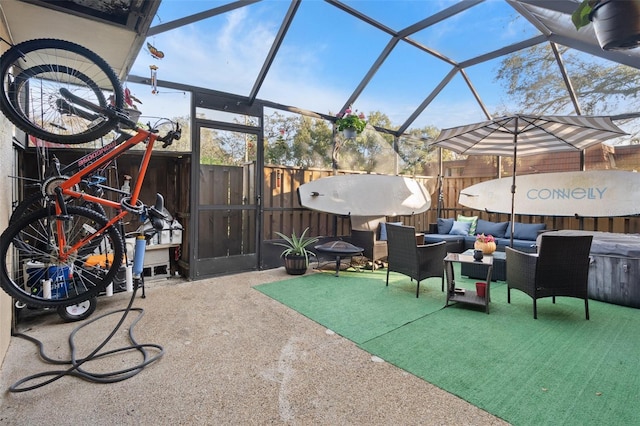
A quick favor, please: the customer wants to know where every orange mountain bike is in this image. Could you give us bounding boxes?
[0,39,181,308]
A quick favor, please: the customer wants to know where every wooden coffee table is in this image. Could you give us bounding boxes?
[443,252,493,314]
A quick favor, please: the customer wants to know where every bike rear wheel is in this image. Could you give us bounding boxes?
[0,205,124,308]
[0,38,123,144]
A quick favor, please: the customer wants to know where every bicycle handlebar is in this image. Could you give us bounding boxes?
[157,123,182,148]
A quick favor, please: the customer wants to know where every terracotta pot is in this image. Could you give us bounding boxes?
[283,254,308,275]
[474,241,496,255]
[591,0,640,50]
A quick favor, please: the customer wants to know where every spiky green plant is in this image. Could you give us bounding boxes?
[273,227,319,266]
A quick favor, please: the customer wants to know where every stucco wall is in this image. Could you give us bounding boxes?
[0,20,13,367]
[0,116,11,367]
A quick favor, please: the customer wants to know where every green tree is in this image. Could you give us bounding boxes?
[400,125,441,174]
[334,110,399,173]
[264,111,296,166]
[496,44,640,117]
[199,127,226,165]
[264,111,333,167]
[264,109,449,173]
[292,116,333,168]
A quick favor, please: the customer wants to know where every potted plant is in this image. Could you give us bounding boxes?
[571,0,640,51]
[274,227,319,275]
[335,106,367,139]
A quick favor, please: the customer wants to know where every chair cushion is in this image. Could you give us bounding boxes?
[457,214,478,235]
[449,220,471,236]
[437,217,454,234]
[505,222,546,241]
[350,216,385,232]
[379,221,403,241]
[476,219,509,239]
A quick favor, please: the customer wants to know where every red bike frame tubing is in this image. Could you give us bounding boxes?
[54,128,159,260]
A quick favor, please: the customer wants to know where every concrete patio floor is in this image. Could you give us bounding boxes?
[0,268,508,425]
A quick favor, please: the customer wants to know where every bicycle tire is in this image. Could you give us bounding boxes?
[0,39,123,144]
[0,205,124,308]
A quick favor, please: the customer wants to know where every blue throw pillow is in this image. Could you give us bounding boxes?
[437,218,454,234]
[449,220,471,236]
[379,221,403,241]
[505,222,546,241]
[476,219,509,239]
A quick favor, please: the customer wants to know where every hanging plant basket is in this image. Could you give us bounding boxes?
[591,0,640,50]
[342,127,358,139]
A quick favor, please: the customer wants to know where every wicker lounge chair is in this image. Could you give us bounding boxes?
[349,229,388,264]
[506,234,593,319]
[347,216,388,265]
[385,223,447,298]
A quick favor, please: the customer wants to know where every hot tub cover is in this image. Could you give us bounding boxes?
[540,230,640,258]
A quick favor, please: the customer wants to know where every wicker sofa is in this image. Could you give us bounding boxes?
[423,217,545,254]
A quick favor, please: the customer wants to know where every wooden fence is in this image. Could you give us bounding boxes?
[262,165,640,238]
[21,151,640,254]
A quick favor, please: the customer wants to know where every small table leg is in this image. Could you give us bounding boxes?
[444,260,454,308]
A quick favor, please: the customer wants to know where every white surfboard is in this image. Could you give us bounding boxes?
[298,175,431,216]
[459,170,640,217]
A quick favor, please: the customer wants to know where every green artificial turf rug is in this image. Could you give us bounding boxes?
[255,270,446,344]
[255,269,640,425]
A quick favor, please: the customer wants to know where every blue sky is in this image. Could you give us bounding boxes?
[125,0,609,132]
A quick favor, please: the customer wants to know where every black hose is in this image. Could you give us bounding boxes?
[8,281,164,392]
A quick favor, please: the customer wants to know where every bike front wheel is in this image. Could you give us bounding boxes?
[0,38,123,144]
[0,205,124,308]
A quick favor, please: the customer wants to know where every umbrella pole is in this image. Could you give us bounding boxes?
[510,132,518,248]
[436,148,443,218]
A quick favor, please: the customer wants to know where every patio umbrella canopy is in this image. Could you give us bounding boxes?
[433,114,627,246]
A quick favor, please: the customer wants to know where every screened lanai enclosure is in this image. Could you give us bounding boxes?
[5,0,640,279]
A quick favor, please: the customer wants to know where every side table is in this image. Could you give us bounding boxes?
[460,249,506,281]
[444,252,493,314]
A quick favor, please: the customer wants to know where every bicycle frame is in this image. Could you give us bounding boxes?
[0,39,186,308]
[53,127,159,261]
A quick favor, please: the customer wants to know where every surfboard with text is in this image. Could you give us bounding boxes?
[298,175,431,216]
[459,170,640,217]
